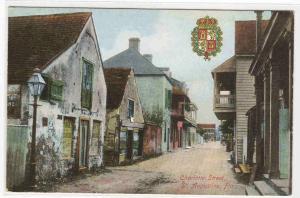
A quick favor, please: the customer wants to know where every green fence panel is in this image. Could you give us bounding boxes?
[6,125,29,189]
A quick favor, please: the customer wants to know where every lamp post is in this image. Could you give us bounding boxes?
[27,68,46,189]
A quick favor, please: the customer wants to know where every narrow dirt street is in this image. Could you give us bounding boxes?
[53,142,246,195]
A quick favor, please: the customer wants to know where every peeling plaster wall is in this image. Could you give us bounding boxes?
[10,17,107,182]
[135,76,172,153]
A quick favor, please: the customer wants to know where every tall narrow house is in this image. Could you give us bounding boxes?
[103,38,173,153]
[212,20,268,164]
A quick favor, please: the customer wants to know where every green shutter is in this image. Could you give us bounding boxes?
[50,80,64,101]
[165,89,168,109]
[40,75,64,101]
[168,90,172,109]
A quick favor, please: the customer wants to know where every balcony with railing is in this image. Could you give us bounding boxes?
[211,56,236,120]
[171,99,197,126]
[215,94,235,109]
[184,110,197,126]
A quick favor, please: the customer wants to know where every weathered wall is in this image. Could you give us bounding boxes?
[235,56,256,163]
[8,17,107,182]
[135,76,164,111]
[135,76,172,153]
[143,123,162,157]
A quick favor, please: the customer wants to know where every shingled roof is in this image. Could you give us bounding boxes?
[8,12,91,84]
[104,68,132,110]
[212,56,236,74]
[235,20,269,55]
[103,48,164,75]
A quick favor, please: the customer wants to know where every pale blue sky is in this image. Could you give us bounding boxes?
[8,7,271,125]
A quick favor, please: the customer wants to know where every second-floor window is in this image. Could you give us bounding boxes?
[81,59,94,109]
[128,99,134,118]
[40,74,64,101]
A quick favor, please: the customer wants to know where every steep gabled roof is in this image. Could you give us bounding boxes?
[8,12,91,84]
[235,20,269,55]
[212,56,236,74]
[104,68,132,110]
[103,48,164,75]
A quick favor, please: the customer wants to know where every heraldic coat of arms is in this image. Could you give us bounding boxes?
[191,16,223,60]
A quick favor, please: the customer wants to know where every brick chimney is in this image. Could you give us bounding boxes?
[143,54,153,63]
[129,38,140,52]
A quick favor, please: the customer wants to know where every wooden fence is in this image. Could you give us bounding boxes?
[6,125,29,190]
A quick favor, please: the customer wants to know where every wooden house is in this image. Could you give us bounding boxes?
[212,20,268,164]
[103,68,144,165]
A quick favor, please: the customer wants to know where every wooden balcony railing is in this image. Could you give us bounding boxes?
[172,109,196,125]
[214,94,235,109]
[184,111,197,125]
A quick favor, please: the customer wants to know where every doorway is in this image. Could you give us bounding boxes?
[79,120,89,168]
[63,117,75,158]
[126,130,133,160]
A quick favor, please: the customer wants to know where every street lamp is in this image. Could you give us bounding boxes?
[27,68,46,189]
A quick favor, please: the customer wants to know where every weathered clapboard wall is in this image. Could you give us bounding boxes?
[235,56,256,163]
[6,125,29,189]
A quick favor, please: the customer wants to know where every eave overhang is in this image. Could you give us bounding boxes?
[249,11,292,76]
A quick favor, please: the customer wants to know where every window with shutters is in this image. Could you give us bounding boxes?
[50,80,64,101]
[81,59,94,109]
[40,74,64,101]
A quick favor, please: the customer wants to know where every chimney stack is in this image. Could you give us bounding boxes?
[255,11,263,52]
[129,38,140,52]
[143,54,153,63]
